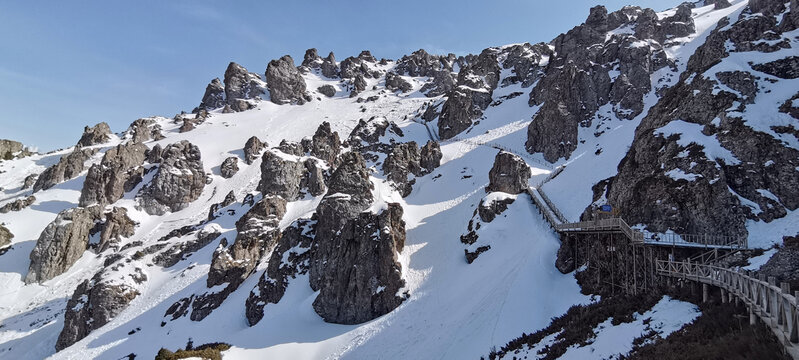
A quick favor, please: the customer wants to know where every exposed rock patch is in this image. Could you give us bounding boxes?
[138,140,205,215]
[220,157,239,178]
[33,148,97,192]
[266,55,311,105]
[0,195,35,213]
[0,224,12,248]
[77,122,112,147]
[243,136,266,165]
[486,151,531,194]
[79,142,147,207]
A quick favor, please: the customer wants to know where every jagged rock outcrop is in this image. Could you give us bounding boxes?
[128,118,165,144]
[243,136,266,165]
[25,206,102,283]
[0,224,12,248]
[220,157,239,178]
[22,173,37,189]
[0,195,35,214]
[259,151,305,200]
[419,140,442,173]
[312,203,407,324]
[317,84,336,97]
[246,218,315,325]
[139,141,205,215]
[385,72,412,93]
[98,207,136,252]
[301,48,322,69]
[602,0,799,237]
[382,142,423,197]
[310,121,341,166]
[223,62,264,111]
[394,49,457,97]
[207,191,237,221]
[153,224,221,268]
[486,152,531,194]
[266,55,310,105]
[477,195,516,223]
[321,52,339,78]
[306,152,406,324]
[301,159,327,197]
[438,89,476,140]
[79,142,147,207]
[0,139,23,160]
[199,78,226,110]
[76,122,111,147]
[147,144,162,163]
[525,5,692,162]
[207,196,287,288]
[33,148,97,192]
[56,259,147,351]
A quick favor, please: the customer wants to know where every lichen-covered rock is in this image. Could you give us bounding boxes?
[56,258,147,351]
[246,218,315,325]
[259,151,305,200]
[311,203,407,324]
[79,142,147,207]
[0,195,35,214]
[139,140,205,215]
[266,55,310,105]
[98,207,136,252]
[243,136,265,165]
[310,121,341,166]
[76,122,111,147]
[486,151,531,194]
[419,140,442,173]
[0,224,12,248]
[385,72,412,93]
[25,206,103,284]
[220,157,239,178]
[317,85,336,97]
[33,148,97,192]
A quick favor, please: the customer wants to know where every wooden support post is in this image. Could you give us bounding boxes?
[703,283,709,303]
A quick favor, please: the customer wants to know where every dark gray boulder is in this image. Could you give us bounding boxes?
[199,78,226,110]
[220,157,239,178]
[223,62,264,111]
[486,151,531,194]
[25,205,103,284]
[0,195,36,214]
[438,89,476,140]
[243,136,266,165]
[301,48,322,69]
[419,140,442,173]
[266,55,310,105]
[317,85,336,97]
[310,121,341,166]
[382,142,422,197]
[79,142,148,207]
[56,259,146,351]
[0,224,12,248]
[259,151,305,201]
[33,148,97,192]
[321,52,339,79]
[385,72,412,93]
[128,118,165,144]
[77,122,112,147]
[139,140,205,215]
[22,173,37,189]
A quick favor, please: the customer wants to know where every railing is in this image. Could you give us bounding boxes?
[555,218,645,243]
[527,188,562,228]
[534,165,565,188]
[536,187,567,224]
[657,259,799,355]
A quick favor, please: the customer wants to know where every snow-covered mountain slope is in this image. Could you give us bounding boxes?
[0,0,797,359]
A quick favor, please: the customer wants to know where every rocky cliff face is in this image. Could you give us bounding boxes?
[26,206,102,283]
[266,55,311,105]
[79,142,147,207]
[76,122,112,147]
[56,258,147,350]
[602,0,799,237]
[199,62,265,112]
[138,140,206,215]
[33,148,97,192]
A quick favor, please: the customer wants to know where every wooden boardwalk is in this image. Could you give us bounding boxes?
[657,259,799,359]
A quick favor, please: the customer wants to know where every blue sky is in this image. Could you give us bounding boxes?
[0,0,684,151]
